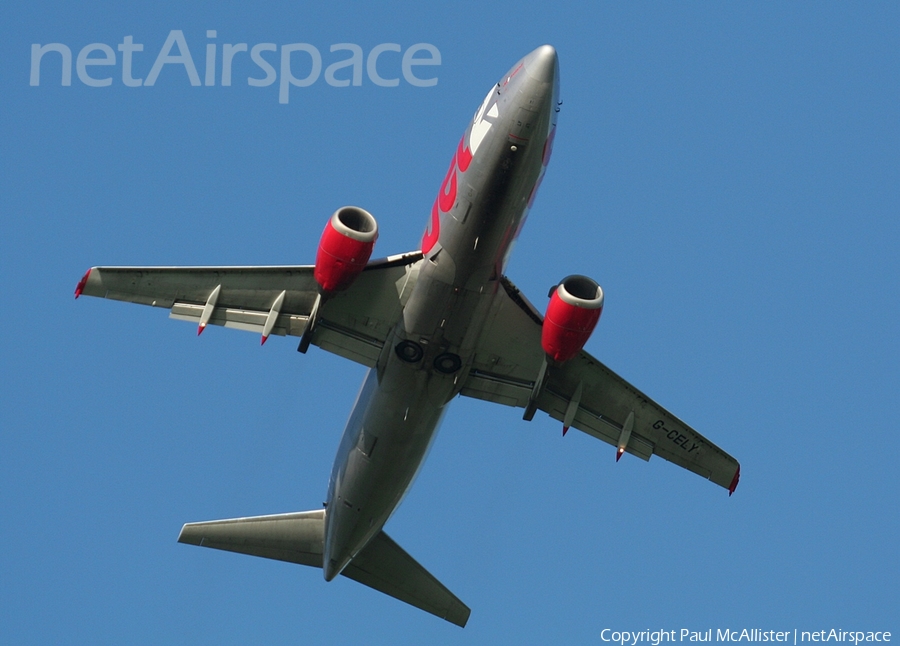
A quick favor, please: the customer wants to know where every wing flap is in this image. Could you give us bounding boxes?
[540,386,655,461]
[314,319,384,366]
[459,369,534,408]
[169,302,309,337]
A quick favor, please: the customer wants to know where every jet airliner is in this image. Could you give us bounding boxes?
[75,45,739,627]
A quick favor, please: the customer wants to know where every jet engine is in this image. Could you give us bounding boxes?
[314,207,378,293]
[541,275,604,363]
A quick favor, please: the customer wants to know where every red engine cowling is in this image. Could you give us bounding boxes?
[314,206,378,293]
[541,275,604,363]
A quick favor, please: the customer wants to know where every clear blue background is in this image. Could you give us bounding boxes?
[2,2,897,643]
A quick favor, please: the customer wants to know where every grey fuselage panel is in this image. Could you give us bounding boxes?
[322,45,560,580]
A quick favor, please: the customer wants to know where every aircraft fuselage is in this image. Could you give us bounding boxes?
[323,45,560,580]
[77,43,739,624]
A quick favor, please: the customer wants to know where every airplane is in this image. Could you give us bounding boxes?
[74,45,740,628]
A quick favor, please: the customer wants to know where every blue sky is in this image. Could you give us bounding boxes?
[2,2,898,643]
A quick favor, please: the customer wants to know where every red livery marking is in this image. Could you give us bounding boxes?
[422,199,441,254]
[502,62,523,86]
[526,127,557,208]
[74,268,92,299]
[728,465,741,496]
[438,153,457,213]
[456,136,472,172]
[541,278,603,363]
[421,135,473,254]
[542,126,556,166]
[315,215,377,292]
[526,172,544,208]
[542,293,602,362]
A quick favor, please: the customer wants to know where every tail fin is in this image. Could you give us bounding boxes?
[178,510,470,627]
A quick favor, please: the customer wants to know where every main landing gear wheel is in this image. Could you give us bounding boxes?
[395,340,424,363]
[433,352,462,374]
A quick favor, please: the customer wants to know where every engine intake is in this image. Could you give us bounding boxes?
[314,206,378,293]
[541,275,604,363]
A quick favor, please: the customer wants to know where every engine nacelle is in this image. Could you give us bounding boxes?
[541,275,604,363]
[314,206,378,293]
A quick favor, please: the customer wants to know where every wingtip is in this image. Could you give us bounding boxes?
[562,425,569,436]
[450,604,472,628]
[728,465,741,496]
[616,447,624,462]
[261,335,268,346]
[74,268,92,299]
[197,323,206,336]
[177,522,204,546]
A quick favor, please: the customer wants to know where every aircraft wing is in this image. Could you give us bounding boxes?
[75,252,423,367]
[461,276,740,493]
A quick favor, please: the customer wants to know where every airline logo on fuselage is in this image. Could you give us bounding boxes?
[422,87,498,254]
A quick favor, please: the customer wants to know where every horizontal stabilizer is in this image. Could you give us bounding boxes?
[343,528,471,627]
[178,510,325,567]
[178,510,470,627]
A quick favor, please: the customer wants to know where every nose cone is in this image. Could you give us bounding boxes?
[523,44,558,85]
